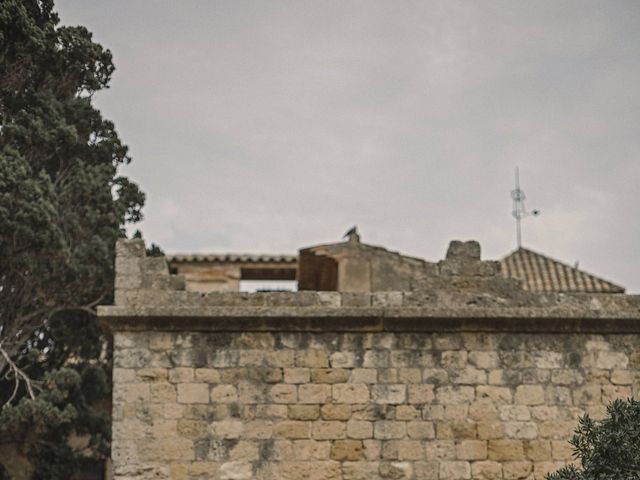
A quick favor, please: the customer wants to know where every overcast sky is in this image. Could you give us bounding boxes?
[56,1,640,292]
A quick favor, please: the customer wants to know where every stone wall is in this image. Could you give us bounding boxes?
[103,239,640,480]
[112,330,638,480]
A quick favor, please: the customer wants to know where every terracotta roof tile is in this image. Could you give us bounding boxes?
[500,247,625,293]
[168,246,625,294]
[168,253,297,264]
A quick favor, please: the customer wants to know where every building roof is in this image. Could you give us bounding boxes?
[500,247,625,294]
[168,253,297,264]
[167,246,626,294]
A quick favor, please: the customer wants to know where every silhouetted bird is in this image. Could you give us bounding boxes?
[343,226,357,238]
[343,226,360,243]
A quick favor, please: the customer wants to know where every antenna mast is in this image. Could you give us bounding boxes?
[510,167,539,248]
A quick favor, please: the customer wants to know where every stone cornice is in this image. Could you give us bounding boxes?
[100,304,640,333]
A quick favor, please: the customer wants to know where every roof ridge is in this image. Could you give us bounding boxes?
[167,253,298,263]
[169,252,296,256]
[501,246,624,292]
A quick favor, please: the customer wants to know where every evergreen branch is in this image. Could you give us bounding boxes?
[0,343,40,405]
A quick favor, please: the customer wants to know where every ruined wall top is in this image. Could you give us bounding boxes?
[297,235,429,292]
[99,239,640,333]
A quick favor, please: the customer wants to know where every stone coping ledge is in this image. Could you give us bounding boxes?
[100,305,640,333]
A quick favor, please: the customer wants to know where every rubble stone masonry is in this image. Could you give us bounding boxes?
[102,240,640,480]
[112,329,640,480]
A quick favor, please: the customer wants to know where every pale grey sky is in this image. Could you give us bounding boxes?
[56,1,640,292]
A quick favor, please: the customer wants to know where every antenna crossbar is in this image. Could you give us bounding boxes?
[510,167,539,248]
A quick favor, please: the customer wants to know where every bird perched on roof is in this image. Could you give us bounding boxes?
[343,226,360,243]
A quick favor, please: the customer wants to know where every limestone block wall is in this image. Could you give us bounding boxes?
[104,239,640,480]
[111,330,639,480]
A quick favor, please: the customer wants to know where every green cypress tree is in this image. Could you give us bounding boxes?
[0,1,145,477]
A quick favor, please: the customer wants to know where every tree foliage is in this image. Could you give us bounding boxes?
[0,367,110,479]
[0,0,145,477]
[547,398,640,480]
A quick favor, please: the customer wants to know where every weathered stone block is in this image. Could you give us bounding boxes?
[113,368,136,383]
[488,440,524,461]
[476,421,505,440]
[502,460,532,479]
[299,384,331,404]
[292,440,331,460]
[371,384,406,404]
[595,351,628,369]
[456,440,487,460]
[273,421,311,439]
[270,384,298,404]
[114,382,150,403]
[396,405,420,420]
[602,384,631,403]
[611,369,633,385]
[350,369,378,384]
[210,420,244,439]
[436,422,477,440]
[219,461,252,479]
[149,333,175,350]
[524,440,551,461]
[440,351,468,369]
[469,351,499,369]
[329,351,357,368]
[194,368,221,383]
[514,385,545,405]
[425,440,456,460]
[374,421,406,440]
[321,404,352,421]
[346,420,373,439]
[150,383,177,403]
[476,385,513,405]
[379,461,413,479]
[499,405,530,422]
[210,384,237,403]
[397,368,422,384]
[572,384,602,405]
[268,460,343,479]
[312,368,351,384]
[468,398,498,421]
[378,368,398,383]
[439,460,471,479]
[406,421,435,440]
[115,348,151,368]
[341,461,380,480]
[177,383,209,404]
[312,421,346,440]
[169,368,194,383]
[363,350,390,368]
[296,350,329,368]
[331,440,364,461]
[451,367,487,385]
[255,404,288,419]
[289,405,320,421]
[243,420,274,439]
[383,440,424,460]
[504,422,538,440]
[284,368,311,384]
[539,421,580,439]
[435,386,475,404]
[333,384,370,404]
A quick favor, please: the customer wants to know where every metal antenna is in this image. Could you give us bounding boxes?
[511,167,540,248]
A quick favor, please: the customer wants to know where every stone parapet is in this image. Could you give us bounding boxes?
[108,239,639,323]
[103,239,640,480]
